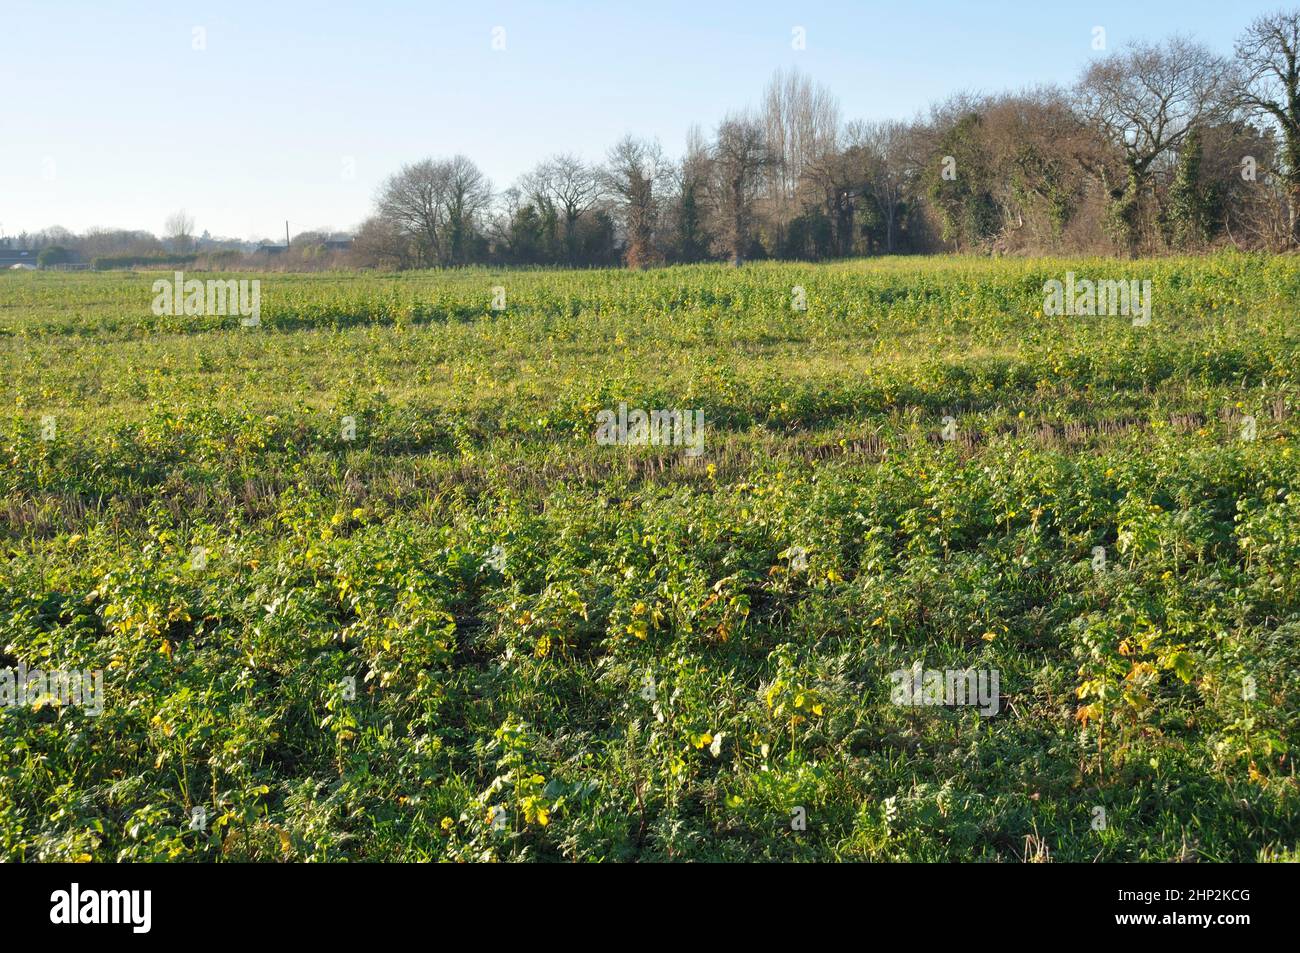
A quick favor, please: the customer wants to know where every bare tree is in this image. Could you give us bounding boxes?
[603,136,670,269]
[667,124,714,262]
[376,159,447,265]
[1233,11,1300,244]
[711,114,775,266]
[840,120,919,254]
[444,155,493,265]
[375,156,491,266]
[977,89,1102,251]
[80,227,165,259]
[353,214,412,269]
[1076,38,1232,252]
[762,68,840,245]
[163,210,195,253]
[524,154,602,264]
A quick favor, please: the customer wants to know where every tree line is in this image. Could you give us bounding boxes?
[10,12,1300,270]
[354,11,1300,267]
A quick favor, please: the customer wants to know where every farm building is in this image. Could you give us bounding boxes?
[0,249,41,269]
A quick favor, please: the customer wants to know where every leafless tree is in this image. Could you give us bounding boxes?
[485,185,525,252]
[711,114,775,266]
[978,89,1103,251]
[376,156,491,266]
[163,210,195,253]
[1076,38,1232,252]
[841,120,919,254]
[353,214,411,269]
[603,136,670,269]
[666,124,714,262]
[1232,11,1300,244]
[80,228,165,258]
[524,154,602,264]
[762,68,840,242]
[376,159,447,265]
[444,155,493,265]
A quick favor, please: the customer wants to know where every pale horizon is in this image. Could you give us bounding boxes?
[0,0,1268,241]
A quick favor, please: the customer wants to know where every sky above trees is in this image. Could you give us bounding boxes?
[1,0,1270,241]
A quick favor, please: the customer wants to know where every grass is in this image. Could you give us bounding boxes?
[1,254,1298,861]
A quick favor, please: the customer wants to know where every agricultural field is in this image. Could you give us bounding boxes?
[1,254,1298,862]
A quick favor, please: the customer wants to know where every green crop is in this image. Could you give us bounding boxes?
[1,254,1297,861]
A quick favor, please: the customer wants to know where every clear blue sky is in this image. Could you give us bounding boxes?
[0,0,1274,241]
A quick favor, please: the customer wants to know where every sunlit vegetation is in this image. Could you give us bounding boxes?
[1,255,1298,861]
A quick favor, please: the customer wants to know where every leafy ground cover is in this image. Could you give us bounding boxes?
[1,254,1298,861]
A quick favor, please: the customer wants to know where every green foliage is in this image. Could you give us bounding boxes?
[36,246,70,267]
[1,255,1298,861]
[926,114,1001,250]
[92,254,197,271]
[1167,127,1222,249]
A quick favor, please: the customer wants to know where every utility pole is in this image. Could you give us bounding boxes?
[285,221,291,251]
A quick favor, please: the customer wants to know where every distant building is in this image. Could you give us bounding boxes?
[0,249,41,269]
[256,236,351,255]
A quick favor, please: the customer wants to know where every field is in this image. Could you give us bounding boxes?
[2,255,1299,862]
